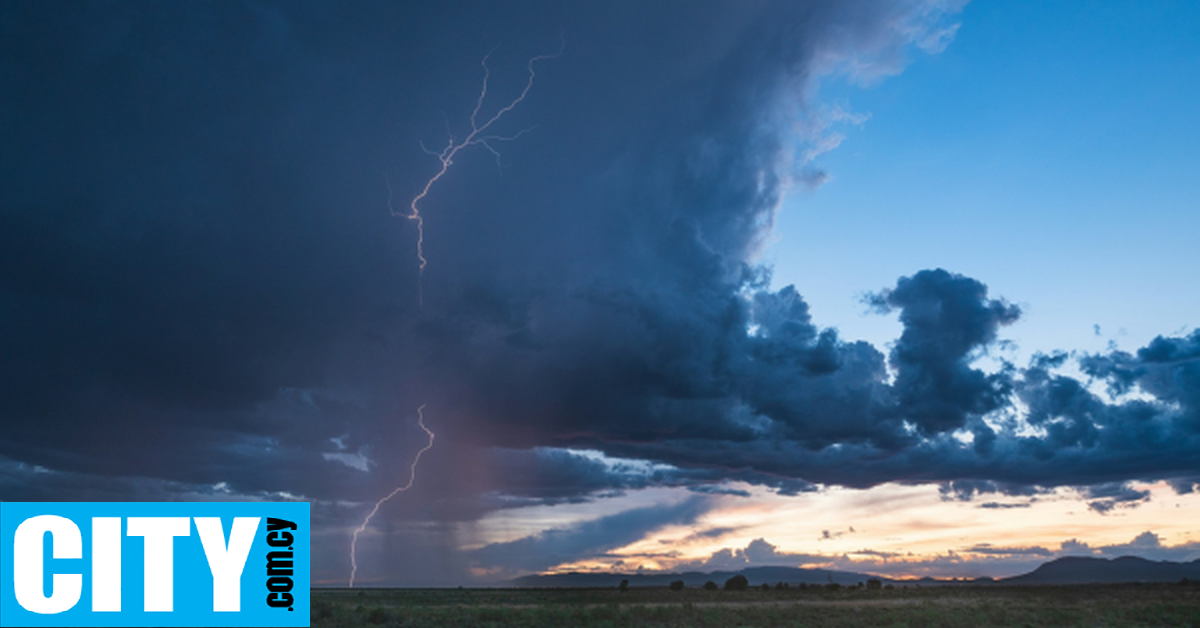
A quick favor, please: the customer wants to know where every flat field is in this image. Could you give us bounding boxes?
[311,583,1200,627]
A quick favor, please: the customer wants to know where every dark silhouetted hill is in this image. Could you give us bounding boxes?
[1005,556,1200,584]
[512,566,889,588]
[511,556,1200,588]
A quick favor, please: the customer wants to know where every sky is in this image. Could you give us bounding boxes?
[1,0,1198,586]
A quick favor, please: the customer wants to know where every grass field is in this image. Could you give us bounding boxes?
[312,582,1200,627]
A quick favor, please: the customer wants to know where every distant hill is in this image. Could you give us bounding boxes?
[1004,556,1200,584]
[512,565,886,588]
[512,555,1200,588]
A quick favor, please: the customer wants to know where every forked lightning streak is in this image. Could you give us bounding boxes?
[388,44,561,305]
[348,405,435,588]
[350,45,558,588]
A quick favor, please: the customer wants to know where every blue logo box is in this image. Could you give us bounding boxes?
[1,502,309,627]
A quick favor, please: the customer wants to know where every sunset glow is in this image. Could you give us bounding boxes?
[3,0,1198,590]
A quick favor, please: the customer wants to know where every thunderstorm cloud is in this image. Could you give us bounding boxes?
[2,0,1196,583]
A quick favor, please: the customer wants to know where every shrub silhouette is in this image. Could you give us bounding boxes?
[867,578,882,591]
[723,574,749,591]
[618,579,629,593]
[703,581,718,591]
[669,580,685,591]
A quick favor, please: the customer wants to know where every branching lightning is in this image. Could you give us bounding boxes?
[350,44,559,588]
[390,43,562,305]
[349,404,435,588]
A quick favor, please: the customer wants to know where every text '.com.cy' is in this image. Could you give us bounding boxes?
[1,502,309,627]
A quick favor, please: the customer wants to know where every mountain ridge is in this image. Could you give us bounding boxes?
[511,555,1200,588]
[1002,555,1200,584]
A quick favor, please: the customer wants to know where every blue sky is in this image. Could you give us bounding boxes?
[770,0,1200,362]
[3,1,1199,585]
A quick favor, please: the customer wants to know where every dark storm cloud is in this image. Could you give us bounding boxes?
[3,0,1198,583]
[483,447,801,507]
[485,448,657,504]
[468,496,710,574]
[866,269,1020,435]
[1167,476,1200,494]
[0,0,425,493]
[939,480,1046,502]
[1082,482,1151,514]
[1,0,964,502]
[1079,329,1200,423]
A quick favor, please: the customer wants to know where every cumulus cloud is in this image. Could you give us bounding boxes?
[663,532,1200,580]
[866,269,1021,436]
[670,538,826,572]
[3,0,1198,584]
[0,0,975,503]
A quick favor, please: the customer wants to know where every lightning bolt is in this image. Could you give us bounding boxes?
[349,43,559,588]
[348,404,435,588]
[392,42,562,306]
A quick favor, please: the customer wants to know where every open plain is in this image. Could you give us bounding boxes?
[312,583,1200,628]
